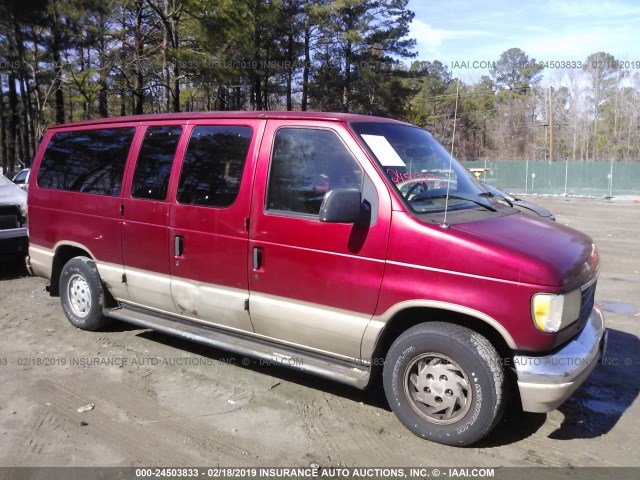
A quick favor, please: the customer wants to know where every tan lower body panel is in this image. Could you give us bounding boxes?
[115,268,254,333]
[96,262,130,301]
[28,245,54,279]
[248,292,372,360]
[171,278,254,332]
[121,266,176,313]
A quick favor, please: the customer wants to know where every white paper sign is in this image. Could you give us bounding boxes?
[361,134,406,167]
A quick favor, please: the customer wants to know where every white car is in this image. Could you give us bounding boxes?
[12,167,31,192]
[0,174,28,257]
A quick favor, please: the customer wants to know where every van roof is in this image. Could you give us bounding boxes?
[48,111,409,129]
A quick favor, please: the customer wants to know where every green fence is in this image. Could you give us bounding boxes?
[462,160,640,197]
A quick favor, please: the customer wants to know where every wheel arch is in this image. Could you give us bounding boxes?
[49,242,97,296]
[364,302,516,379]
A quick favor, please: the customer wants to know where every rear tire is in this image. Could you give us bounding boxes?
[59,256,111,331]
[383,322,506,446]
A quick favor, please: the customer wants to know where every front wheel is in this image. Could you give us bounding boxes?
[59,256,111,331]
[383,322,506,446]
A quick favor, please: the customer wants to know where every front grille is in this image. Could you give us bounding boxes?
[578,281,597,331]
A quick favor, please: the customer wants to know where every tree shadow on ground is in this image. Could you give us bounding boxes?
[0,254,28,280]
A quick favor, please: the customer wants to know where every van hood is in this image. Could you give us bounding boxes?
[450,212,598,289]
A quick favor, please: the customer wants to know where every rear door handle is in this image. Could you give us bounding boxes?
[253,247,262,270]
[174,235,183,256]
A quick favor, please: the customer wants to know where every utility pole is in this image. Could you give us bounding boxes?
[548,86,554,162]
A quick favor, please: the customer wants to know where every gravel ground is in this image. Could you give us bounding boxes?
[0,196,638,468]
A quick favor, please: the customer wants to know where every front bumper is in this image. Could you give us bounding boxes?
[515,305,607,413]
[0,227,28,255]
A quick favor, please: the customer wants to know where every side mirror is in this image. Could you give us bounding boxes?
[319,188,362,223]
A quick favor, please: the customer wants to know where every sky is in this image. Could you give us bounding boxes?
[407,0,640,83]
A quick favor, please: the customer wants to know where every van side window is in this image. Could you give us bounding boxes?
[37,128,135,196]
[131,126,182,200]
[177,126,252,207]
[267,128,362,215]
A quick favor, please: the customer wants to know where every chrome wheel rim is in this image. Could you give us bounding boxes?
[68,273,91,318]
[404,353,472,425]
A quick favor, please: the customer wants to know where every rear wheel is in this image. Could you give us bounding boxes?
[59,256,111,331]
[383,322,506,446]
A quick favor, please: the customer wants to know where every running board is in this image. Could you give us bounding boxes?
[106,305,371,389]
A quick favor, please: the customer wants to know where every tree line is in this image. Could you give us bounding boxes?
[1,0,639,177]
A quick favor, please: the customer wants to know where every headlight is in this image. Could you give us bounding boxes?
[532,289,582,333]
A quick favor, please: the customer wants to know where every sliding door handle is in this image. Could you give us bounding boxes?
[174,235,184,256]
[253,247,262,270]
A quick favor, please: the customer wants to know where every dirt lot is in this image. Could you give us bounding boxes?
[0,196,639,468]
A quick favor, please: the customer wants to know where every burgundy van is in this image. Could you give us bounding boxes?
[27,112,606,446]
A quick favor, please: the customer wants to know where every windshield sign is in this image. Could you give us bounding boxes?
[351,122,496,214]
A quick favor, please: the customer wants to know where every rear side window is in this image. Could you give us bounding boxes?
[131,126,182,200]
[177,126,252,207]
[37,128,135,196]
[267,128,362,215]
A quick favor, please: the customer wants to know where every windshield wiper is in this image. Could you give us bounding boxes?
[412,192,498,212]
[480,190,513,207]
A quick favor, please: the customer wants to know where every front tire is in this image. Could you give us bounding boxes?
[59,256,111,331]
[383,322,506,446]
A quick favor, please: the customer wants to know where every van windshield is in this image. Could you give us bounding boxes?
[350,122,497,214]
